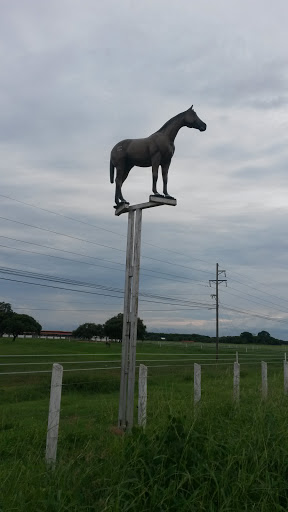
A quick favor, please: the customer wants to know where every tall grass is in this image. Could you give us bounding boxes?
[1,339,288,510]
[1,397,288,511]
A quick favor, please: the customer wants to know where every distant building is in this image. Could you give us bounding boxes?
[40,330,72,339]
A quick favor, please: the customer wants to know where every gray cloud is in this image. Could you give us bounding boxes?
[0,1,288,339]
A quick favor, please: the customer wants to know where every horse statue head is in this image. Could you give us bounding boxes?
[184,105,206,131]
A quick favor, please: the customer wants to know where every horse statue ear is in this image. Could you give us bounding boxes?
[189,105,193,110]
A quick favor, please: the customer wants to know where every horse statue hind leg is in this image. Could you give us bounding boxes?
[110,158,131,206]
[115,167,131,205]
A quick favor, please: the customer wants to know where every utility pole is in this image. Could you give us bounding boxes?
[209,263,227,360]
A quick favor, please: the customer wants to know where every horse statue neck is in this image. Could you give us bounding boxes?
[156,112,186,142]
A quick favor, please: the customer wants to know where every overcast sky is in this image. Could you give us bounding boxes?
[1,0,288,339]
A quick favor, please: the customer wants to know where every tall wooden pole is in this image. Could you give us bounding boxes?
[118,211,134,428]
[126,209,142,428]
[116,196,177,430]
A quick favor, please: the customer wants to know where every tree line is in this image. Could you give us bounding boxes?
[72,313,146,341]
[0,302,42,340]
[1,301,285,346]
[74,319,286,346]
[146,330,287,345]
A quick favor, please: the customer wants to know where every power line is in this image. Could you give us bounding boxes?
[0,241,196,286]
[229,276,288,307]
[221,284,288,315]
[0,294,122,307]
[221,265,288,306]
[0,192,214,267]
[0,215,212,277]
[0,266,215,308]
[0,215,126,253]
[13,307,214,312]
[221,303,288,325]
[0,193,127,238]
[0,234,125,266]
[0,234,209,286]
[0,266,124,293]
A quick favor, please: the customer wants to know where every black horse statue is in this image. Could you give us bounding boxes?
[110,106,206,205]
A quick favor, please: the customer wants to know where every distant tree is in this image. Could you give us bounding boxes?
[95,324,104,340]
[2,313,42,341]
[0,302,13,315]
[104,313,146,342]
[72,323,104,340]
[137,317,146,341]
[104,314,123,341]
[258,330,270,338]
[219,335,241,344]
[0,302,13,337]
[257,331,271,344]
[240,332,254,344]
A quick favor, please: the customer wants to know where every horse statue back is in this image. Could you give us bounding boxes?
[110,106,206,205]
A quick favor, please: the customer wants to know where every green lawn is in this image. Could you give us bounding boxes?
[0,338,288,511]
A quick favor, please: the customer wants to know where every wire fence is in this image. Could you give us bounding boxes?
[1,353,288,467]
[0,350,287,376]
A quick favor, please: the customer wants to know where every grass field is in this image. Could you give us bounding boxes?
[1,338,288,511]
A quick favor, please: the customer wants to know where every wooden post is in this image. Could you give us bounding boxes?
[138,364,147,427]
[236,351,238,363]
[116,196,176,431]
[46,363,63,467]
[233,362,240,402]
[261,361,267,399]
[194,363,201,404]
[284,360,288,395]
[126,208,142,428]
[118,211,134,428]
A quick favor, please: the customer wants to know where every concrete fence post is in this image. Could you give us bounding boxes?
[284,360,288,395]
[194,363,201,404]
[46,363,63,467]
[233,362,240,402]
[138,364,147,427]
[261,361,268,400]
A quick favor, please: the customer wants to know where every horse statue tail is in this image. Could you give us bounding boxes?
[110,160,115,183]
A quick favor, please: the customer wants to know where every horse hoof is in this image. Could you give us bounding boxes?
[152,193,164,198]
[114,200,130,208]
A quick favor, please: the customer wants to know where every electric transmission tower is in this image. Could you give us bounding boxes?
[209,263,227,360]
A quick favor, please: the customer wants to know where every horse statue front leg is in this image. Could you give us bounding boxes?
[151,159,164,197]
[161,163,175,200]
